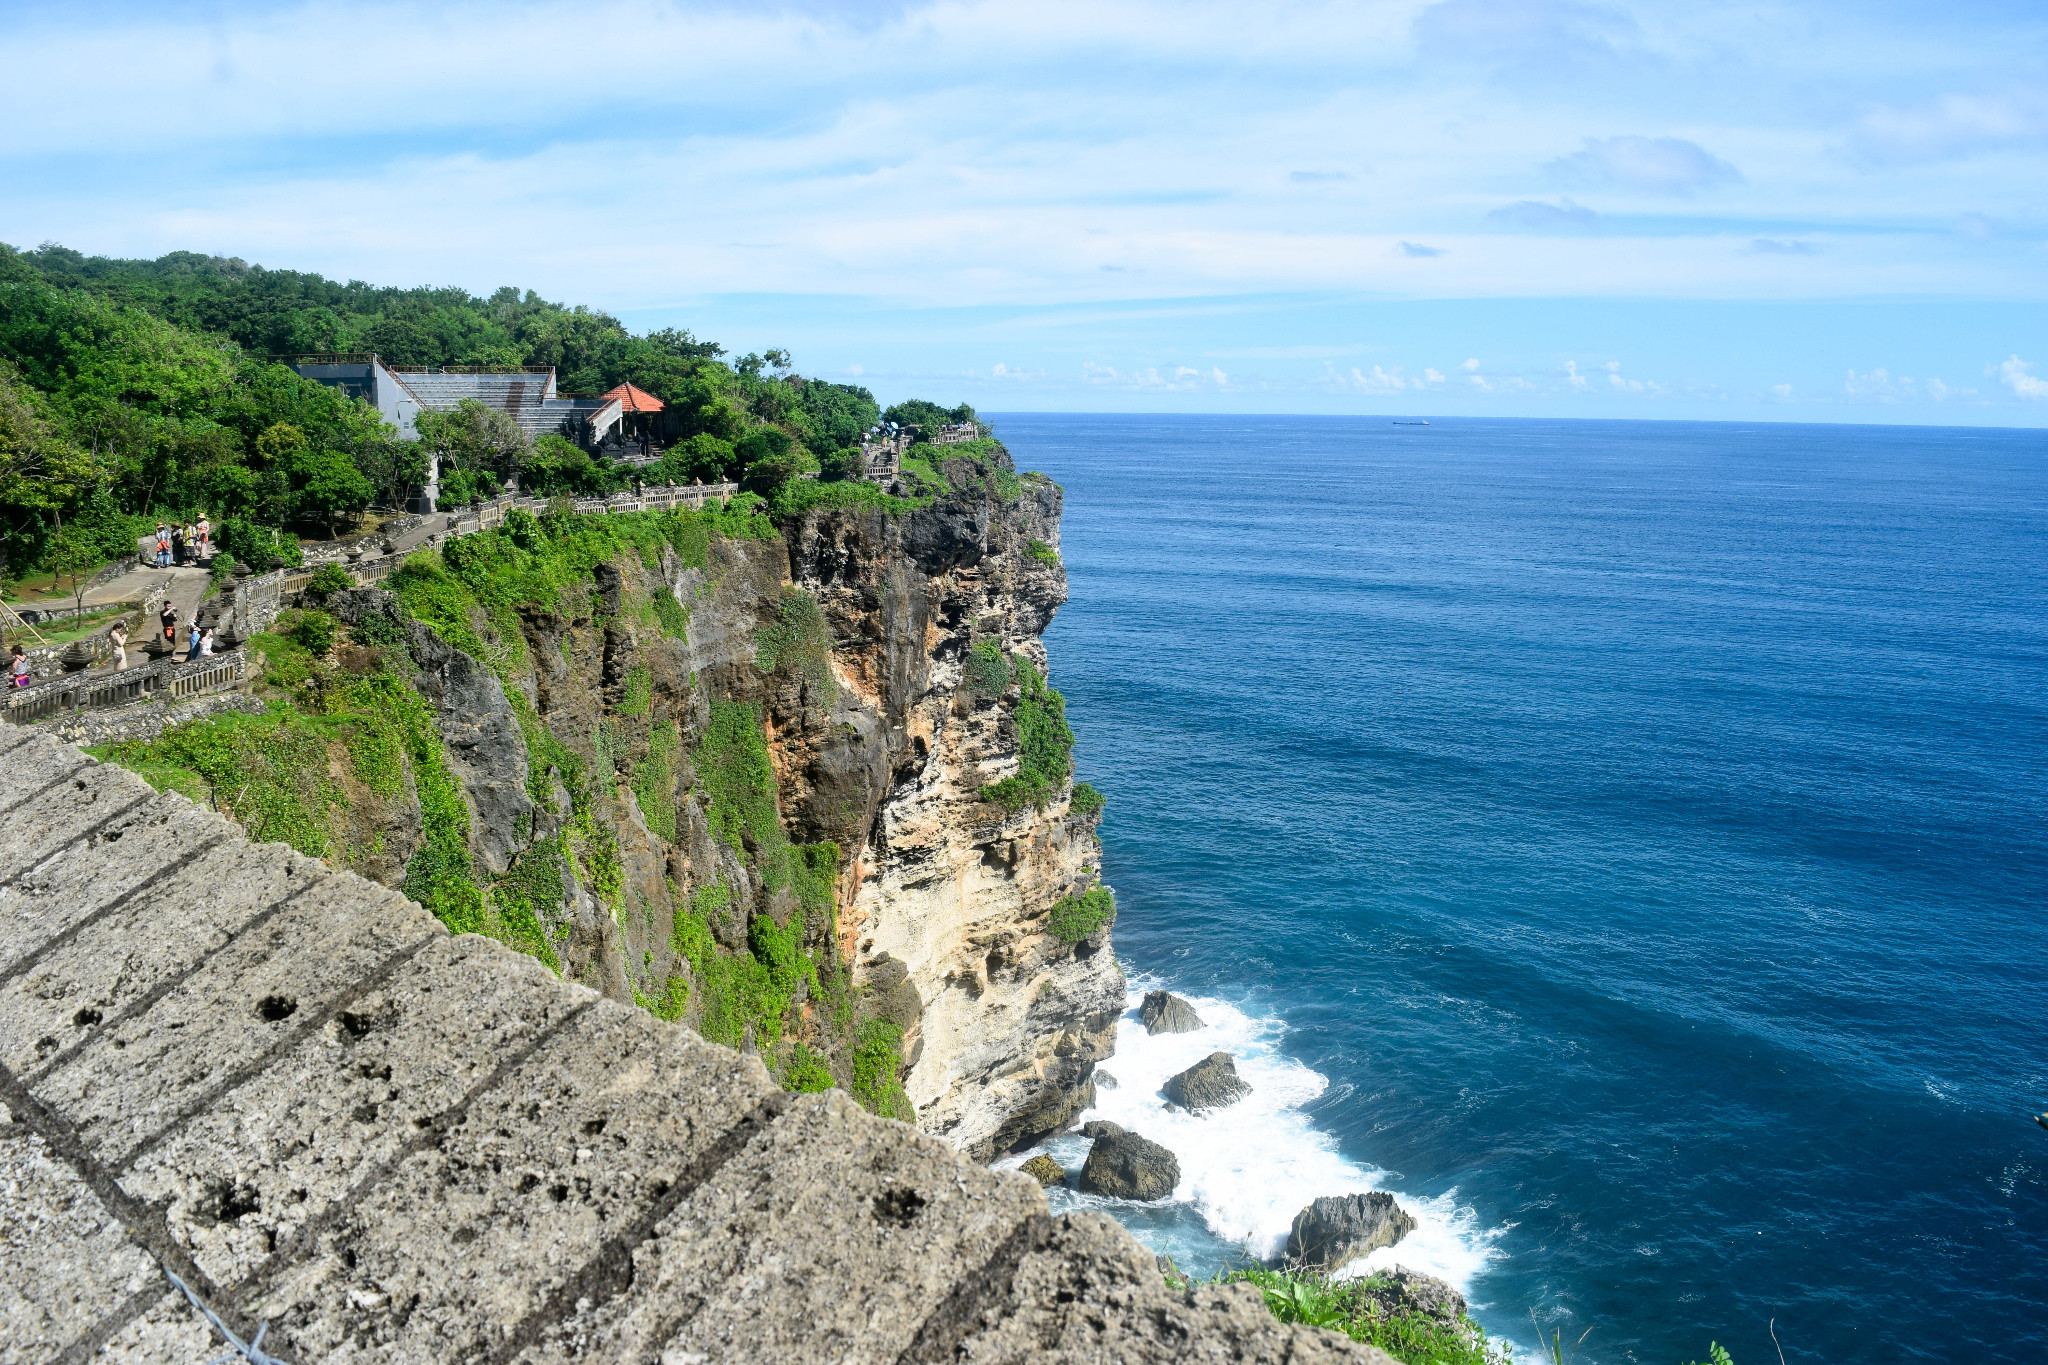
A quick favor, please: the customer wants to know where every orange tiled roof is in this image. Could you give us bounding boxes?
[599,382,665,414]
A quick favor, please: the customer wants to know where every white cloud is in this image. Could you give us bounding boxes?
[1844,367,1915,401]
[1483,199,1600,232]
[1461,358,1481,372]
[1545,136,1742,195]
[844,362,865,376]
[1346,365,1414,394]
[1081,359,1225,390]
[1746,238,1818,255]
[1996,355,2048,401]
[1772,383,1793,400]
[1845,92,2048,167]
[1604,362,1656,393]
[1565,360,1588,389]
[1423,367,1446,383]
[1397,241,1446,258]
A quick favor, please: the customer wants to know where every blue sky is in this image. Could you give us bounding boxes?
[3,0,2045,424]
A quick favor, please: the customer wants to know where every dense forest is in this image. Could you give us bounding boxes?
[0,241,980,584]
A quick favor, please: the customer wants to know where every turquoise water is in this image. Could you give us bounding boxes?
[992,414,2048,1364]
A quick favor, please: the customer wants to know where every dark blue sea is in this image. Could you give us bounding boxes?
[987,414,2048,1365]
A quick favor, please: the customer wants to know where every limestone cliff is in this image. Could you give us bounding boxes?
[104,445,1119,1162]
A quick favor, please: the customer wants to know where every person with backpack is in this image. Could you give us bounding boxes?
[154,525,171,567]
[171,524,187,566]
[160,599,178,648]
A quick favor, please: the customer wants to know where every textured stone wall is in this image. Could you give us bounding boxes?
[0,727,1389,1364]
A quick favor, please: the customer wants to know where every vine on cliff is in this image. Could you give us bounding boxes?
[755,587,836,705]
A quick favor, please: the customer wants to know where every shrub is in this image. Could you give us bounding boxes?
[979,656,1074,812]
[852,1018,915,1122]
[1027,538,1059,566]
[1069,782,1106,818]
[217,516,302,569]
[964,638,1012,696]
[782,1042,835,1093]
[286,608,336,656]
[304,562,353,598]
[1046,885,1116,943]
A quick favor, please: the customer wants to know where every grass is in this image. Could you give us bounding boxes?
[11,606,131,649]
[1203,1265,1511,1365]
[632,719,681,842]
[1026,538,1059,566]
[755,587,836,704]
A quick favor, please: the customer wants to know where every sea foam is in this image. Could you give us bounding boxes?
[1000,977,1502,1297]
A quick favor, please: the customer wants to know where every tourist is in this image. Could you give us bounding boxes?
[109,620,127,671]
[171,524,187,566]
[9,645,29,688]
[160,600,177,647]
[186,617,202,662]
[154,524,170,567]
[197,516,210,557]
[198,626,215,657]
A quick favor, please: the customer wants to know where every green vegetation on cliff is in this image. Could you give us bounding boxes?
[1188,1265,1510,1365]
[1046,885,1117,943]
[981,655,1076,813]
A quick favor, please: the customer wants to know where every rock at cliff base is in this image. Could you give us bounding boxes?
[1139,990,1204,1035]
[1081,1124,1181,1201]
[1285,1192,1417,1270]
[1095,1070,1119,1090]
[1161,1051,1252,1111]
[1020,1154,1066,1186]
[1358,1267,1466,1323]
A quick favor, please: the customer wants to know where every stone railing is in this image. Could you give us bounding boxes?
[0,725,1382,1365]
[3,646,248,725]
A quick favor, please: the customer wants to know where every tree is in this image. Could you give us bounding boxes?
[662,432,737,485]
[415,399,527,482]
[290,445,374,536]
[0,362,112,575]
[47,528,99,621]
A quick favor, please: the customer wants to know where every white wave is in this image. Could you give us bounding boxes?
[999,976,1504,1299]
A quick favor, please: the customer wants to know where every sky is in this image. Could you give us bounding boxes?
[2,0,2045,424]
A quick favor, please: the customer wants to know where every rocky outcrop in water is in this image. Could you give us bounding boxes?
[1081,1121,1181,1201]
[1140,989,1204,1034]
[1286,1192,1417,1269]
[1162,1051,1252,1111]
[1020,1154,1066,1186]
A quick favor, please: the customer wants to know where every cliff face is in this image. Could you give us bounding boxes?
[201,449,1118,1161]
[782,476,1125,1160]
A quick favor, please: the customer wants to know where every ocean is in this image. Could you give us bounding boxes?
[985,413,2048,1364]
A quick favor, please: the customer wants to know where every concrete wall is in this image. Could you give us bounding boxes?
[0,726,1390,1364]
